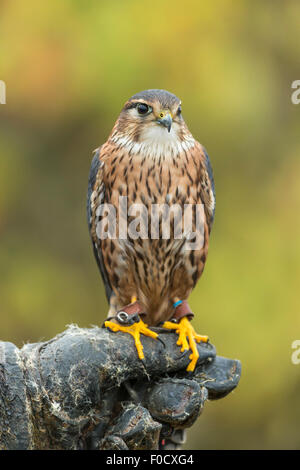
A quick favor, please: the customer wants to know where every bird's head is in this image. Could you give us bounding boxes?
[109,89,195,160]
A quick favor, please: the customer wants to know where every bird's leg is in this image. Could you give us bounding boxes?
[104,296,158,360]
[107,292,118,318]
[163,299,209,372]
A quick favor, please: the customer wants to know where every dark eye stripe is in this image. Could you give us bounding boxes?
[124,102,138,110]
[124,101,153,114]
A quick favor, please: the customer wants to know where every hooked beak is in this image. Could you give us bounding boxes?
[157,112,172,133]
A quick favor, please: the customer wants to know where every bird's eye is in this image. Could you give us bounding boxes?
[137,103,151,115]
[177,106,182,115]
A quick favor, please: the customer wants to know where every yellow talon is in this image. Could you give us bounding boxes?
[105,318,158,360]
[163,317,208,372]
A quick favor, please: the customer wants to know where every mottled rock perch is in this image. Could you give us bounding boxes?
[0,325,241,450]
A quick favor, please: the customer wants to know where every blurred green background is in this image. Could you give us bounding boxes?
[0,0,300,449]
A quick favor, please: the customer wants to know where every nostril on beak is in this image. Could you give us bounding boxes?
[157,113,172,132]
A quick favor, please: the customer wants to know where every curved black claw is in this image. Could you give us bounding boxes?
[156,335,166,349]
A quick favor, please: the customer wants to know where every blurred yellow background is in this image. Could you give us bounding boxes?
[0,0,300,449]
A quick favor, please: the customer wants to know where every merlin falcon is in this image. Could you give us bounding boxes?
[87,89,215,371]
